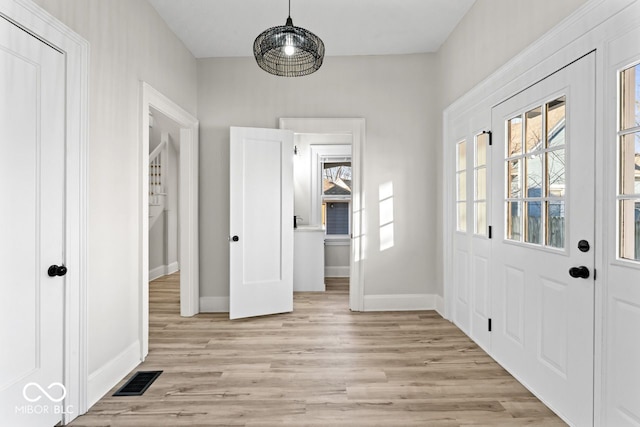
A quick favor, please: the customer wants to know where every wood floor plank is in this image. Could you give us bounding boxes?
[69,274,565,426]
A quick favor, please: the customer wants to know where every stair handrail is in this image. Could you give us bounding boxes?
[149,133,169,206]
[149,138,166,164]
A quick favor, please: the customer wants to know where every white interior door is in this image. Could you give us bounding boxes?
[490,53,595,425]
[229,127,294,320]
[0,16,66,426]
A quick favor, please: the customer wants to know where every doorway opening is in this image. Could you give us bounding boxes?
[140,82,199,359]
[148,107,181,283]
[280,118,365,311]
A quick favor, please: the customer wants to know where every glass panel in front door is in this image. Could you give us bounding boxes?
[505,96,567,249]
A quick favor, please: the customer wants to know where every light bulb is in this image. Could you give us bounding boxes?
[284,44,295,56]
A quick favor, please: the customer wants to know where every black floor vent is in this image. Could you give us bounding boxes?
[113,370,162,396]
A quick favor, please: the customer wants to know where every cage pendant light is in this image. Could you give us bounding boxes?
[253,0,325,77]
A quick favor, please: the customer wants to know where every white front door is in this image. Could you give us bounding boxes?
[0,16,66,426]
[229,127,294,320]
[604,51,640,424]
[490,53,595,425]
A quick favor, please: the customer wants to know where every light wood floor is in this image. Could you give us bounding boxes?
[69,274,565,426]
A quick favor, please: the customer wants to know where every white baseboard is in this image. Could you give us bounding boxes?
[149,262,180,281]
[435,294,445,318]
[200,296,230,312]
[87,341,140,408]
[363,294,437,311]
[324,266,349,277]
[167,261,179,274]
[200,294,438,312]
[149,265,165,281]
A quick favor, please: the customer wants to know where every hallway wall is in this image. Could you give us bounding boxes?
[32,0,197,406]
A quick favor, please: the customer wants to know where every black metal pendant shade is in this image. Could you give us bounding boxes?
[253,13,324,77]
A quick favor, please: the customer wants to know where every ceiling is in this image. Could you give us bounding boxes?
[148,0,476,58]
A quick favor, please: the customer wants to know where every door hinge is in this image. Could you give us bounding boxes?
[488,226,492,239]
[488,318,492,332]
[593,268,597,280]
[483,130,492,146]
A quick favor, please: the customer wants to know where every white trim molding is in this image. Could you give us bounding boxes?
[363,294,438,311]
[148,262,179,282]
[140,82,199,360]
[279,118,366,312]
[0,0,90,423]
[87,341,140,409]
[325,266,350,277]
[149,266,166,282]
[434,295,445,318]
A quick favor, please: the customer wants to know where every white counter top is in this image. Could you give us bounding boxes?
[294,225,324,232]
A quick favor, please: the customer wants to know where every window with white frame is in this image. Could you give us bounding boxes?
[474,132,489,236]
[504,96,566,248]
[618,63,640,261]
[456,140,467,232]
[321,158,351,236]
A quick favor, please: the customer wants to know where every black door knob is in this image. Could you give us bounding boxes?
[232,235,239,242]
[569,266,589,279]
[48,264,67,277]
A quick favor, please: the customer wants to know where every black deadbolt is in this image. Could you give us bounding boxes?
[577,240,590,253]
[48,264,67,277]
[232,235,239,242]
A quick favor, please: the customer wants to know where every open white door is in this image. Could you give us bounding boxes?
[230,127,294,320]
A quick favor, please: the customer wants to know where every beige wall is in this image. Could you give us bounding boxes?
[434,0,589,295]
[437,0,590,108]
[32,0,197,383]
[197,54,438,299]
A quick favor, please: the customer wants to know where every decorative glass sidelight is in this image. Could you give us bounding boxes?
[618,64,640,261]
[456,140,467,232]
[474,132,489,236]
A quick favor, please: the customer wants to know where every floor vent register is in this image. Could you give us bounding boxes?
[113,370,163,396]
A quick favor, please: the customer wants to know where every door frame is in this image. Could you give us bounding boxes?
[279,118,365,311]
[139,82,199,358]
[0,0,90,423]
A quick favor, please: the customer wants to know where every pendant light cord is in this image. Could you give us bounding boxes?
[285,0,293,26]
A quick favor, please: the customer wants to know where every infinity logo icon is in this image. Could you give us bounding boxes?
[22,382,67,403]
